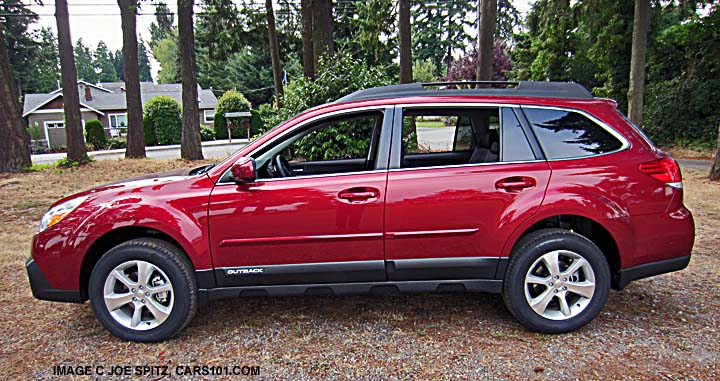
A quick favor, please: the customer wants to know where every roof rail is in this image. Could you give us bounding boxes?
[334,81,594,103]
[421,81,519,88]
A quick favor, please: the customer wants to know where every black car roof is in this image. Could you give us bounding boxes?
[335,81,595,104]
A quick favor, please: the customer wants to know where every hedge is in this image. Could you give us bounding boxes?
[143,115,158,146]
[214,90,252,140]
[144,95,182,145]
[644,79,720,149]
[84,119,107,149]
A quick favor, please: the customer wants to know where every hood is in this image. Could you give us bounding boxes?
[49,165,214,208]
[100,167,193,187]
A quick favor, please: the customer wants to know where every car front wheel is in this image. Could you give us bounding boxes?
[502,228,610,333]
[88,238,197,342]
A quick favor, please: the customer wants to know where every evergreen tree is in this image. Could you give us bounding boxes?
[412,0,474,76]
[74,38,98,83]
[113,49,125,81]
[149,2,174,48]
[19,28,60,94]
[95,41,119,82]
[138,38,153,82]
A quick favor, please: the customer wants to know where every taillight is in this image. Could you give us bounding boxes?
[639,157,682,188]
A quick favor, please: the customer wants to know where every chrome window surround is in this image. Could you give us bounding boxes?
[217,103,631,182]
[217,106,391,184]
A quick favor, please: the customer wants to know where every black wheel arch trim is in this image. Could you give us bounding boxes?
[613,255,691,290]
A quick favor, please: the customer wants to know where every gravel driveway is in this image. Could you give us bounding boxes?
[0,160,717,380]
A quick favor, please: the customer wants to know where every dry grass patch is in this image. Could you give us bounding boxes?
[0,162,717,379]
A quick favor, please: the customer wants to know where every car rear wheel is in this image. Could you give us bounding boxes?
[502,229,610,333]
[88,238,197,342]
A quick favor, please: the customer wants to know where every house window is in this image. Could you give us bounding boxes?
[204,110,215,123]
[108,113,128,137]
[45,121,65,129]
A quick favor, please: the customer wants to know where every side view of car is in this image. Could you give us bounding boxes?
[27,81,694,341]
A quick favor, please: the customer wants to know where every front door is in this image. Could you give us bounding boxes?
[384,105,551,281]
[208,108,392,287]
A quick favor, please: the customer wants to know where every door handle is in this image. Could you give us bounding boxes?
[495,177,536,191]
[338,187,380,202]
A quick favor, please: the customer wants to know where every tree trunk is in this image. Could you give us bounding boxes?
[312,0,334,69]
[710,124,720,181]
[301,0,315,79]
[177,0,203,160]
[56,0,87,162]
[118,0,146,158]
[398,0,412,83]
[477,0,497,82]
[0,26,32,172]
[266,0,284,108]
[628,0,649,127]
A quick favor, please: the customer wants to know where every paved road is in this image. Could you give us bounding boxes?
[677,159,712,171]
[32,139,249,165]
[416,126,455,151]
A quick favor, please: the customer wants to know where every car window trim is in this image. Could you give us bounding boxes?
[391,103,519,169]
[216,105,393,185]
[510,107,546,161]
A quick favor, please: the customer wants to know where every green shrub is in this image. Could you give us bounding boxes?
[144,95,182,145]
[213,111,227,139]
[250,103,278,137]
[84,119,107,150]
[644,79,720,149]
[143,115,158,146]
[413,59,437,83]
[200,125,216,141]
[214,90,252,140]
[26,122,43,140]
[260,51,393,160]
[106,137,127,150]
[56,155,94,168]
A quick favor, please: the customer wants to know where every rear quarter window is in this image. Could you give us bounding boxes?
[524,108,624,160]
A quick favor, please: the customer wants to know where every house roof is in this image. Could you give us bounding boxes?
[22,92,106,117]
[49,80,113,95]
[23,82,218,116]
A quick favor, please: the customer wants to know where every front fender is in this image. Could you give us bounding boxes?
[79,202,212,270]
[32,175,214,291]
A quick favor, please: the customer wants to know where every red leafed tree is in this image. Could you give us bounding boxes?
[443,40,513,83]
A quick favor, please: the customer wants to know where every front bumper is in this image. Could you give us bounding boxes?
[613,255,691,290]
[26,258,83,303]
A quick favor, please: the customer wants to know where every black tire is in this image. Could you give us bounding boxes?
[88,238,197,342]
[502,228,610,333]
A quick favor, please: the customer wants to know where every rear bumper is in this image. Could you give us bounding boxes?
[613,255,691,290]
[26,258,83,303]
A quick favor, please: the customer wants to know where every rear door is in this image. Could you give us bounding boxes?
[384,105,551,281]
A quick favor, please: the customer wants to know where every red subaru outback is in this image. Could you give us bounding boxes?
[27,82,694,341]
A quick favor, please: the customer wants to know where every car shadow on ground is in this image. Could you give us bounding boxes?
[64,276,693,344]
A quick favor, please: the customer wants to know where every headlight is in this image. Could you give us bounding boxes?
[39,196,88,232]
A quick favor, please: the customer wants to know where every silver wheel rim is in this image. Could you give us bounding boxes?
[523,250,596,321]
[103,260,174,330]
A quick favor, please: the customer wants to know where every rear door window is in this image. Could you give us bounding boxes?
[523,108,623,159]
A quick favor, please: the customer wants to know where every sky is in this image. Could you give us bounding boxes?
[25,0,534,81]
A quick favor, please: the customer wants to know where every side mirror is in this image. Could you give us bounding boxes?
[230,157,256,183]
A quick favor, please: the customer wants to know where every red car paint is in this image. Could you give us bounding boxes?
[30,94,695,296]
